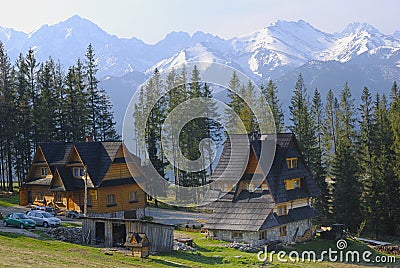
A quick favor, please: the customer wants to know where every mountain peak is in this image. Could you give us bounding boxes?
[269,19,314,29]
[341,22,381,36]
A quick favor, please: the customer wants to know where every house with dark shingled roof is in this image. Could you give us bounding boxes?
[19,141,147,219]
[204,133,320,244]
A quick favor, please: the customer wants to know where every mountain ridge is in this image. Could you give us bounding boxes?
[1,16,399,132]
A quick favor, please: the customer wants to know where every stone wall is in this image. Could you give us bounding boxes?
[265,219,311,243]
[208,229,259,243]
[208,219,312,244]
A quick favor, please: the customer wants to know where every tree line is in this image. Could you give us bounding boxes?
[0,42,118,191]
[287,74,400,238]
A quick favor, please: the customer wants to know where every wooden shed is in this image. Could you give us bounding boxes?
[82,217,174,253]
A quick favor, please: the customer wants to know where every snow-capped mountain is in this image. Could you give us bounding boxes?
[1,16,399,131]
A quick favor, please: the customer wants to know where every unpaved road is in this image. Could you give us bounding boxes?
[145,207,207,225]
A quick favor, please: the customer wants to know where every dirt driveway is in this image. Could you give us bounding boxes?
[145,207,208,226]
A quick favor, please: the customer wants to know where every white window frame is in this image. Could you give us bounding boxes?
[107,194,116,206]
[41,167,48,177]
[129,191,138,203]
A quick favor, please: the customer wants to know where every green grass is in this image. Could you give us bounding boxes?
[0,194,20,207]
[0,230,398,267]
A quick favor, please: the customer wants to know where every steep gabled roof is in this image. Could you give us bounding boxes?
[33,141,133,189]
[210,134,250,184]
[72,141,121,187]
[39,143,73,166]
[203,190,275,231]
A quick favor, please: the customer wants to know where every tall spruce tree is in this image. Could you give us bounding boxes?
[359,86,375,231]
[85,43,100,140]
[0,42,17,191]
[35,59,58,142]
[368,94,396,237]
[332,83,361,231]
[289,74,314,162]
[261,80,284,132]
[14,53,32,185]
[310,88,329,217]
[389,81,400,231]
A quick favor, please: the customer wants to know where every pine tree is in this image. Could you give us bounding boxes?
[389,81,400,230]
[64,61,88,142]
[35,59,58,142]
[289,74,314,162]
[0,42,17,191]
[332,83,361,231]
[25,49,39,147]
[144,68,167,179]
[226,71,242,133]
[14,53,32,185]
[368,94,397,237]
[262,80,284,132]
[310,88,329,217]
[239,80,257,133]
[97,88,118,140]
[359,86,374,230]
[53,61,66,141]
[85,43,100,140]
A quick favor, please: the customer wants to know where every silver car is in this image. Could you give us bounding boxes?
[27,210,62,227]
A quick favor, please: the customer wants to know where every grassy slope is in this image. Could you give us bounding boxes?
[1,230,398,267]
[0,194,19,207]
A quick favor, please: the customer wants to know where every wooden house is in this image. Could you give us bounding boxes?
[19,141,147,219]
[204,133,320,244]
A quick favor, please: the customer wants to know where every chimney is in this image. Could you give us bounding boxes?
[85,136,93,142]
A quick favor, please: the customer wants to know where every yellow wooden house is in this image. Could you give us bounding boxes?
[20,141,147,219]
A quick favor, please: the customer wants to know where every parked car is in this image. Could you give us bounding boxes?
[3,212,36,229]
[27,210,61,227]
[29,206,56,216]
[65,210,84,219]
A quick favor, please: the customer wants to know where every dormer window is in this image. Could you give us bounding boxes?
[73,167,85,177]
[286,157,298,169]
[41,167,49,177]
[277,205,287,216]
[284,178,301,190]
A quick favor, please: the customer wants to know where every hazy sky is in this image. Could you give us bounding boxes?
[1,0,399,44]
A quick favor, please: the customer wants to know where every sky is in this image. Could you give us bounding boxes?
[0,0,399,44]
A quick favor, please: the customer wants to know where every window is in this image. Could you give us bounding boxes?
[222,183,229,192]
[259,230,267,240]
[232,231,243,239]
[54,194,62,203]
[284,178,301,190]
[87,195,92,207]
[37,192,44,201]
[277,205,287,216]
[286,157,298,169]
[129,191,138,203]
[41,167,48,177]
[107,194,116,206]
[280,226,287,236]
[73,167,85,177]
